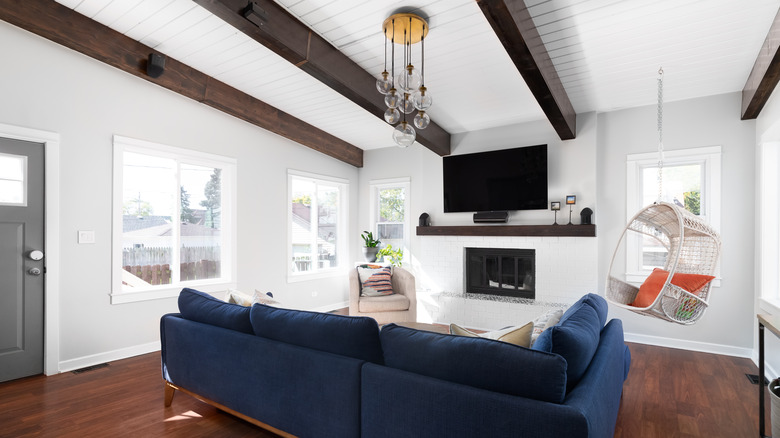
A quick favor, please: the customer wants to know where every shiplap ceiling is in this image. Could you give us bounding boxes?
[54,0,780,151]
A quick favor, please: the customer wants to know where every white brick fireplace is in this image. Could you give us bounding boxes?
[413,235,598,330]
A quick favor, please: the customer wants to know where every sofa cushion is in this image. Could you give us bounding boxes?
[380,324,568,403]
[533,300,601,390]
[250,304,384,364]
[178,288,253,334]
[562,293,608,327]
[358,293,410,313]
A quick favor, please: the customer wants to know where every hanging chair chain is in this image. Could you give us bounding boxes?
[657,67,664,202]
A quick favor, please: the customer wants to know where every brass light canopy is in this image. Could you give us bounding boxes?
[383,13,429,44]
[376,12,433,148]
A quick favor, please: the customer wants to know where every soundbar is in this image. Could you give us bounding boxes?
[473,211,509,223]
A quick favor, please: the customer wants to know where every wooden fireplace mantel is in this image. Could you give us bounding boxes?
[415,224,596,237]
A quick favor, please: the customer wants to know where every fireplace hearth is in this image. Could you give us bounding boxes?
[465,247,535,299]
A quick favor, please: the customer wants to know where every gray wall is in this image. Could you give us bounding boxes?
[597,92,756,353]
[0,21,358,370]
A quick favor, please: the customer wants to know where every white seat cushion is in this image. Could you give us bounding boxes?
[359,294,410,313]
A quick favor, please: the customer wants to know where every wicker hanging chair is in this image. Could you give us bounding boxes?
[605,202,721,325]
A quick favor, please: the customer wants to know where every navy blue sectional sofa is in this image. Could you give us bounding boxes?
[161,289,631,438]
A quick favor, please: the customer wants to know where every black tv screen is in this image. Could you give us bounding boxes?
[443,145,548,213]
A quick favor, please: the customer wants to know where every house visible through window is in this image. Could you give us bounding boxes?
[288,170,347,278]
[112,136,236,303]
[625,146,721,281]
[370,178,410,263]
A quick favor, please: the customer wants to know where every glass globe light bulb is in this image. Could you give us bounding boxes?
[384,89,400,109]
[413,110,430,130]
[412,86,432,111]
[384,107,401,124]
[394,64,422,93]
[401,93,415,114]
[393,121,416,148]
[376,71,392,95]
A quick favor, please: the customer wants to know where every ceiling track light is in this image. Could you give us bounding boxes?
[377,13,432,148]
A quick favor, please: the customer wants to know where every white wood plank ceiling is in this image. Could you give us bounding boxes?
[54,0,780,151]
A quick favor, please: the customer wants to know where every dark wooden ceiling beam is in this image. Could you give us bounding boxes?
[742,7,780,120]
[477,0,576,140]
[0,0,363,167]
[193,0,451,156]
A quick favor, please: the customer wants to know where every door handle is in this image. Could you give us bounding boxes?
[28,267,42,276]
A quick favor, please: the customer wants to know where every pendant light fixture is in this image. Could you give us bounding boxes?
[377,13,431,148]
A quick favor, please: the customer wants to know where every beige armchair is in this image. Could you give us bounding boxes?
[349,266,417,325]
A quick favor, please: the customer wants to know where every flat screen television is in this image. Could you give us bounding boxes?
[443,144,548,213]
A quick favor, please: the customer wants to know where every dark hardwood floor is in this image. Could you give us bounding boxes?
[0,343,766,437]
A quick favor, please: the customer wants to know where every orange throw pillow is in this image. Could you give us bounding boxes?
[630,268,715,308]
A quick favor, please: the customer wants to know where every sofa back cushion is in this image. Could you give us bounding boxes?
[178,288,253,334]
[250,304,384,364]
[532,297,602,390]
[380,324,568,403]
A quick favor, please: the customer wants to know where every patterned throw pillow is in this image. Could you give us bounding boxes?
[253,290,281,307]
[357,266,394,297]
[530,309,564,347]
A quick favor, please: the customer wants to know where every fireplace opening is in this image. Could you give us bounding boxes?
[465,248,535,299]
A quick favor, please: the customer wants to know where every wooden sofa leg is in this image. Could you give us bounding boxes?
[164,381,176,407]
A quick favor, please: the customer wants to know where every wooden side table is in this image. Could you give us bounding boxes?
[758,313,780,437]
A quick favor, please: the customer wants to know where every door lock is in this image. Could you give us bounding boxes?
[28,267,42,276]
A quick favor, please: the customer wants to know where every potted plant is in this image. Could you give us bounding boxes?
[376,244,404,267]
[361,231,381,262]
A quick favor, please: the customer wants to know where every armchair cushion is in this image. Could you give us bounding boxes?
[359,294,410,313]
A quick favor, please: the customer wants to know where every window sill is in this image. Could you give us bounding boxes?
[110,281,236,304]
[287,268,346,283]
[760,297,780,316]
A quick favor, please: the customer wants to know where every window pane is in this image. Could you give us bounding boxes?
[291,178,314,272]
[317,185,339,269]
[122,152,175,289]
[641,163,702,269]
[180,164,222,281]
[642,164,703,215]
[0,180,24,204]
[379,188,405,222]
[0,153,25,204]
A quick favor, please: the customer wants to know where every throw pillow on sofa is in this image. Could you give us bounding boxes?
[250,304,384,364]
[178,288,254,334]
[532,297,602,390]
[530,309,564,347]
[449,322,533,348]
[224,289,253,306]
[357,266,394,297]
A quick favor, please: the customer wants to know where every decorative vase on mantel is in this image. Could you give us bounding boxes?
[362,247,379,262]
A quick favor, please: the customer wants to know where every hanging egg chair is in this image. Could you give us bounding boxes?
[605,68,721,325]
[605,202,721,325]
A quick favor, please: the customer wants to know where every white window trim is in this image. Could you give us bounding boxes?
[111,135,237,304]
[369,177,411,264]
[625,145,721,286]
[287,169,349,282]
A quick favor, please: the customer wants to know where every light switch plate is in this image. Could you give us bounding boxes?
[78,230,95,244]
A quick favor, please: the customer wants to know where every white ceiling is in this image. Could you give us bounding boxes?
[54,0,780,151]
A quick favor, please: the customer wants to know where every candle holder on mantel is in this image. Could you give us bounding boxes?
[551,201,561,225]
[566,195,576,225]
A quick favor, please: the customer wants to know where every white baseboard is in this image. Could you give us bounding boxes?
[624,331,753,358]
[58,341,161,373]
[308,300,349,313]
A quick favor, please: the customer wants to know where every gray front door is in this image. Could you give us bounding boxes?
[0,137,45,382]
